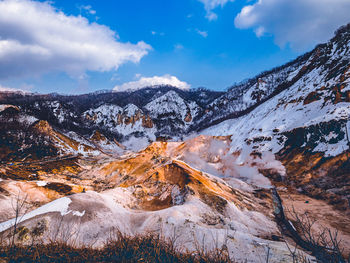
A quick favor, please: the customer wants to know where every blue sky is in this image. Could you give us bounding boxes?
[0,0,350,94]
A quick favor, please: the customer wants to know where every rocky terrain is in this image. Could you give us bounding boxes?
[0,24,350,262]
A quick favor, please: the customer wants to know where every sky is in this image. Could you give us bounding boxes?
[0,0,350,94]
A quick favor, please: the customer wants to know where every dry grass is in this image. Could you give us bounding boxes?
[0,231,233,263]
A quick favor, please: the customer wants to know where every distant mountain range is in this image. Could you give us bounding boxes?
[2,23,350,152]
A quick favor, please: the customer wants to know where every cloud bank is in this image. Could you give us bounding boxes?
[234,0,350,50]
[113,75,191,92]
[0,0,151,79]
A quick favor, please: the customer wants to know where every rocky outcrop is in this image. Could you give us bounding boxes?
[90,130,108,143]
[142,115,153,128]
[33,120,53,134]
[184,111,192,122]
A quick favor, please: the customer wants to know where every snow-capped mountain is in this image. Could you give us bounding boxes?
[0,86,222,146]
[1,23,349,154]
[84,104,154,137]
[1,24,350,160]
[144,90,200,137]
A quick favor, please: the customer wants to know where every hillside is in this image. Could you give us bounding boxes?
[0,24,350,262]
[202,24,350,212]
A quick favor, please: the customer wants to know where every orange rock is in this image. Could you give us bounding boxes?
[346,91,350,102]
[303,91,321,105]
[184,111,192,122]
[91,130,107,143]
[33,120,53,133]
[142,115,153,128]
[334,91,342,104]
[117,114,123,125]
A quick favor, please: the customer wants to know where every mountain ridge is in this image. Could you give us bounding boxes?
[2,24,350,139]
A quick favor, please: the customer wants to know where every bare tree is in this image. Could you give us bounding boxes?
[9,191,28,247]
[272,188,349,263]
[288,208,349,263]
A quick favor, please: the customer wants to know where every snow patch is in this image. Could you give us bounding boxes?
[72,210,85,217]
[0,197,72,232]
[36,181,47,187]
[123,136,152,152]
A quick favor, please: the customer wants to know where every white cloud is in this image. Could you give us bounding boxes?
[234,0,350,50]
[151,31,165,36]
[174,43,184,50]
[79,5,96,15]
[198,0,234,20]
[254,26,265,38]
[0,84,27,93]
[196,29,208,38]
[113,75,191,92]
[0,0,151,79]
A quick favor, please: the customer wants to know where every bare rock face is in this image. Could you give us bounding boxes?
[303,91,321,105]
[90,130,108,143]
[33,120,53,134]
[184,111,192,122]
[278,140,350,212]
[142,115,154,128]
[85,113,97,121]
[116,113,123,125]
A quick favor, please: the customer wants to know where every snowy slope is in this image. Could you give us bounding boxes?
[145,90,201,136]
[0,180,306,263]
[202,25,350,157]
[196,24,350,131]
[84,103,157,144]
[145,91,199,120]
[200,25,350,211]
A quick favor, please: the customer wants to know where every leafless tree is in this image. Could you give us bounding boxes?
[9,191,28,247]
[285,206,349,263]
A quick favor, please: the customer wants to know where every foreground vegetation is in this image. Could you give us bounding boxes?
[0,223,349,263]
[0,232,232,263]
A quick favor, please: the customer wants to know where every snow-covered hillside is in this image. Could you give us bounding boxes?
[196,24,350,132]
[200,25,350,212]
[1,24,349,162]
[84,104,156,141]
[202,64,350,157]
[201,24,350,155]
[145,90,200,136]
